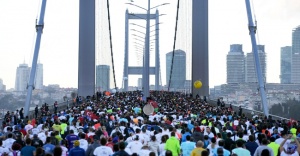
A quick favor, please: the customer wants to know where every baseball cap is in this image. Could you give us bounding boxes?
[74,140,80,147]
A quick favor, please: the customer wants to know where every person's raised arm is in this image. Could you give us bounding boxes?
[293,136,300,154]
[280,134,290,152]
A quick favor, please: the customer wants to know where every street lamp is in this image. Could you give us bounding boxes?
[126,1,169,98]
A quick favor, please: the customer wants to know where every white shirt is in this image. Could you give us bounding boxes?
[31,128,40,135]
[155,133,162,143]
[3,138,16,149]
[138,149,151,156]
[0,147,10,156]
[79,139,88,151]
[159,143,166,156]
[204,132,215,138]
[25,124,33,132]
[126,140,143,154]
[280,151,299,156]
[9,150,21,156]
[60,146,68,156]
[275,138,290,149]
[207,144,219,156]
[38,131,47,144]
[135,133,145,144]
[93,146,113,156]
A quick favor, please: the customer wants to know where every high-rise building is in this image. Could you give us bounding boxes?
[245,45,267,83]
[35,63,43,90]
[227,44,245,84]
[291,53,300,83]
[166,50,186,89]
[96,65,110,91]
[292,26,300,54]
[280,46,292,84]
[137,78,142,90]
[15,63,30,92]
[0,78,6,91]
[291,26,300,83]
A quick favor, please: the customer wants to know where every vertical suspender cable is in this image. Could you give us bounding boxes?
[107,0,117,89]
[167,0,180,91]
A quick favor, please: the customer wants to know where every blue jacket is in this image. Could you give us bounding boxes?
[69,146,86,156]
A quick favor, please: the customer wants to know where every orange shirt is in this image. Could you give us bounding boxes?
[94,123,101,130]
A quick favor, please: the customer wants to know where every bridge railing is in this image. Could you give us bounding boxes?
[0,100,71,126]
[208,99,290,121]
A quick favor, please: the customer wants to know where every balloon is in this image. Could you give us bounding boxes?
[111,89,116,94]
[194,80,202,89]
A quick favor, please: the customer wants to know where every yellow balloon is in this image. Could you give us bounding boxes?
[194,80,202,89]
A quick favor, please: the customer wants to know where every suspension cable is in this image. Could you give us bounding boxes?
[167,0,180,91]
[107,0,117,89]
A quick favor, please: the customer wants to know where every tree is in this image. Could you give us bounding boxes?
[270,99,300,120]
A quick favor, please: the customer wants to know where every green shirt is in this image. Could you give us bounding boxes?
[268,142,280,156]
[165,137,181,156]
[60,123,67,134]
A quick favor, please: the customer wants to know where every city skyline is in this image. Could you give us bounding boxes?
[14,62,44,91]
[0,0,300,90]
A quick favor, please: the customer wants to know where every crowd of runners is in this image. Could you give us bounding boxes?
[0,90,299,156]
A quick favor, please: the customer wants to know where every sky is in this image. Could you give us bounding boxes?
[0,0,300,90]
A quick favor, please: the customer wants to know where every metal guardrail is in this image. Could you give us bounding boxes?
[0,101,70,127]
[209,99,290,121]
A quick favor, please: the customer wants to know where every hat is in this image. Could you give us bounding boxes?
[74,140,80,147]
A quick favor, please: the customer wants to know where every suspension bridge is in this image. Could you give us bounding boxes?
[20,0,273,119]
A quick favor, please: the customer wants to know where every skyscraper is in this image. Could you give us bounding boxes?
[35,63,43,90]
[15,63,30,92]
[291,26,300,83]
[96,65,110,91]
[292,26,300,54]
[280,46,292,84]
[245,45,267,83]
[227,44,245,84]
[166,50,186,89]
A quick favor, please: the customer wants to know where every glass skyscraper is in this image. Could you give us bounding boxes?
[245,45,267,83]
[96,65,110,91]
[227,44,245,84]
[15,63,30,92]
[291,26,300,83]
[280,46,292,84]
[35,63,44,90]
[166,50,186,90]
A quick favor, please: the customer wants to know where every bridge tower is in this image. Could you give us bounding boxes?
[78,0,96,97]
[192,0,209,97]
[123,9,161,92]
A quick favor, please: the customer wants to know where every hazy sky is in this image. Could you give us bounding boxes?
[0,0,299,90]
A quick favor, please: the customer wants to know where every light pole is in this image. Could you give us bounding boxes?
[126,1,169,99]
